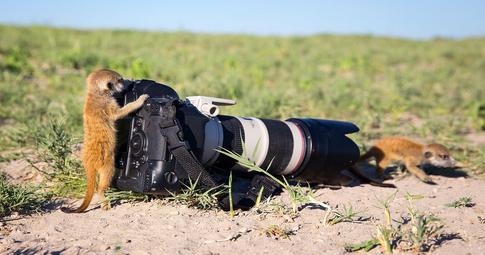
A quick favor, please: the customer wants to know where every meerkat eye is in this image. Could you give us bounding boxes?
[424,151,433,158]
[107,82,114,90]
[441,154,449,160]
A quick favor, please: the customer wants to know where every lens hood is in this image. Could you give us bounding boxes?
[286,118,360,183]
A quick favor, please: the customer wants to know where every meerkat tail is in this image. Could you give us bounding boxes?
[62,167,97,213]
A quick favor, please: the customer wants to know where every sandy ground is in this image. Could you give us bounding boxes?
[1,159,485,255]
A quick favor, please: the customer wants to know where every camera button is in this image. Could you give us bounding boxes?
[164,172,178,185]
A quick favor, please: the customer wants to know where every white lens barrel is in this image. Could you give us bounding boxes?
[280,121,306,175]
[201,117,224,166]
[235,117,270,167]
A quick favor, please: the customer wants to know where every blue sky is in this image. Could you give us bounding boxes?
[1,0,484,39]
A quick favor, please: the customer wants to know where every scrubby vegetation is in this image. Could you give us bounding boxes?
[0,172,51,217]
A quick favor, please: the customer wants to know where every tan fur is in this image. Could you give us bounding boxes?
[356,137,456,184]
[62,69,148,213]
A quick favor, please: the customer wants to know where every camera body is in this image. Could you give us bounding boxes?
[115,97,183,193]
[114,79,361,195]
[115,80,189,194]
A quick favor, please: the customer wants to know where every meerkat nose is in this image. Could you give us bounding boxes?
[450,157,457,166]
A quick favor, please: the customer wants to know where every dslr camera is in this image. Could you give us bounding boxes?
[114,79,360,196]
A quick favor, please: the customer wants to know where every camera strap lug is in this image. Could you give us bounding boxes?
[158,100,217,189]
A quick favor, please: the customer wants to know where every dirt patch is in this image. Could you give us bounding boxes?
[1,174,484,254]
[0,157,45,185]
[466,132,485,146]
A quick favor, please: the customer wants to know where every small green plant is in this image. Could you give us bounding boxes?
[445,197,475,208]
[104,189,151,205]
[228,170,234,218]
[375,225,394,253]
[29,118,85,197]
[346,192,451,253]
[0,173,52,217]
[478,216,485,224]
[166,177,226,210]
[404,213,443,252]
[344,239,379,252]
[254,200,298,219]
[254,186,264,208]
[405,192,425,222]
[326,204,366,225]
[373,192,397,254]
[375,191,397,229]
[261,224,297,240]
[217,148,330,213]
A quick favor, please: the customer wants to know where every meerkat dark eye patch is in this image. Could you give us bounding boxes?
[424,151,433,158]
[107,82,114,90]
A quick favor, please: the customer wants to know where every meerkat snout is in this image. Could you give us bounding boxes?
[423,143,456,168]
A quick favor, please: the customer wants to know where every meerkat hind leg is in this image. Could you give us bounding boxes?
[97,165,115,210]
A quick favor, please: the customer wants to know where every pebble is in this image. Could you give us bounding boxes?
[101,245,111,250]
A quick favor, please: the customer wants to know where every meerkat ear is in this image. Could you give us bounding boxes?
[424,151,433,159]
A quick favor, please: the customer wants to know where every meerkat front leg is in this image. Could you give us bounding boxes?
[375,157,391,179]
[113,94,149,120]
[404,157,434,184]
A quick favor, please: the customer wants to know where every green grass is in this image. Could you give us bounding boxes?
[0,172,52,217]
[445,197,475,208]
[325,204,367,225]
[346,193,456,253]
[104,189,151,204]
[166,177,226,210]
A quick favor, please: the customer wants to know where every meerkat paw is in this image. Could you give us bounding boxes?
[421,175,436,185]
[132,94,150,108]
[137,94,150,103]
[101,201,111,210]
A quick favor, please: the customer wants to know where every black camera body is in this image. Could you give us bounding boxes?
[115,97,182,193]
[114,79,361,195]
[115,80,187,193]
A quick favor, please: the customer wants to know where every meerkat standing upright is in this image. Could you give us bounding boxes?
[62,69,148,213]
[353,137,456,184]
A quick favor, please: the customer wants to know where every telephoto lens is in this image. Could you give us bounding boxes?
[190,115,360,183]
